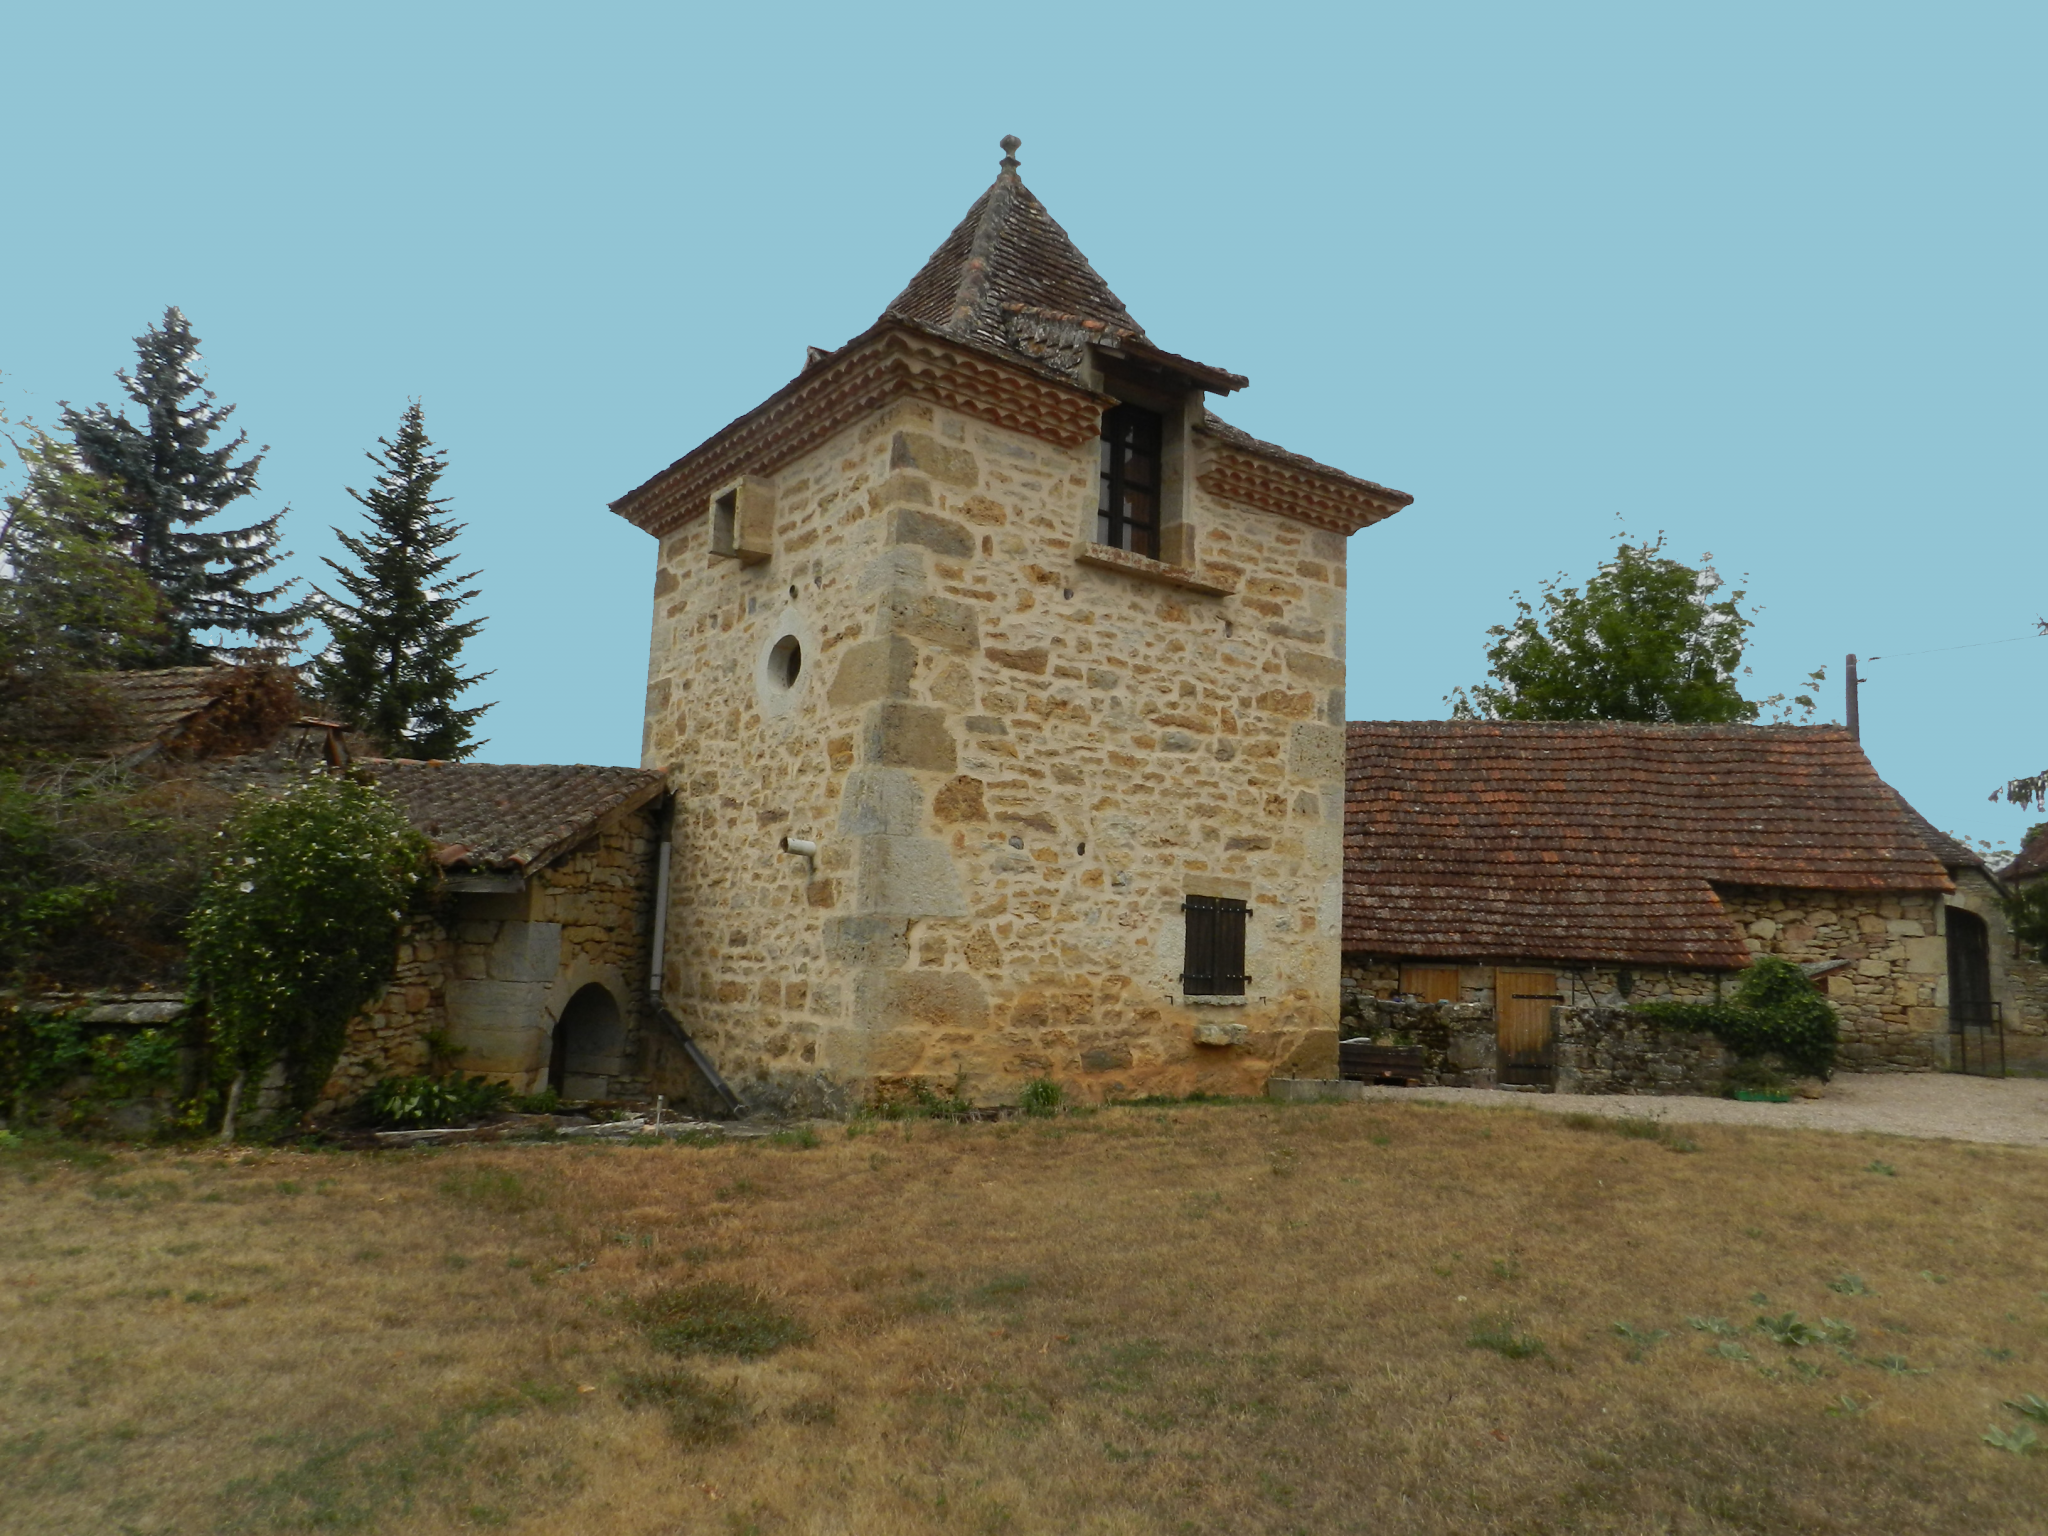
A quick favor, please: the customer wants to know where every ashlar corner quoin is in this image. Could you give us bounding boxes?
[612,138,1412,1113]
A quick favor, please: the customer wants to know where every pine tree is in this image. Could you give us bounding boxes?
[62,307,302,664]
[312,403,491,759]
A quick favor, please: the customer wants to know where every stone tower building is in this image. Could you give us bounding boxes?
[612,139,1411,1111]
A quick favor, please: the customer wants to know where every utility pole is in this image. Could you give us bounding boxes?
[1845,653,1860,740]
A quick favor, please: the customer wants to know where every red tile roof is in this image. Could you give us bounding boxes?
[612,141,1408,535]
[883,140,1244,392]
[357,761,666,873]
[1343,721,1956,969]
[2005,826,2048,885]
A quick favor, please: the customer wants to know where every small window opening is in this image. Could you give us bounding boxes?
[1098,402,1162,559]
[1182,895,1248,996]
[710,489,738,557]
[769,635,802,689]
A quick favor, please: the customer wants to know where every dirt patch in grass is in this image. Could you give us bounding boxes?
[3,1103,2047,1533]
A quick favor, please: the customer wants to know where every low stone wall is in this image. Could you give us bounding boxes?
[1552,1005,1727,1095]
[1340,997,1495,1088]
[1340,996,1728,1096]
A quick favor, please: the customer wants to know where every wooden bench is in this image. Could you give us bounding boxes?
[1339,1040,1428,1085]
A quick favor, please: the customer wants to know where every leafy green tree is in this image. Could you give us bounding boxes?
[1451,535,1819,724]
[2005,880,2048,963]
[0,428,170,754]
[0,429,167,675]
[187,775,432,1135]
[312,403,491,759]
[62,307,302,664]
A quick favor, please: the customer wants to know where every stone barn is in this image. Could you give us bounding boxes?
[611,138,1412,1112]
[1341,720,2021,1083]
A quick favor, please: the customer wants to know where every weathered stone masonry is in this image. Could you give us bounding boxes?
[320,803,664,1110]
[642,400,1367,1111]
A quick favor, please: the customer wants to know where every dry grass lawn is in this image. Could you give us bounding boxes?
[5,1099,2047,1535]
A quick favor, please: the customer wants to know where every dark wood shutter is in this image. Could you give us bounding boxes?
[1182,895,1248,995]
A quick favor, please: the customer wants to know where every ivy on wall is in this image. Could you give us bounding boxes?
[187,774,432,1129]
[1633,955,1840,1080]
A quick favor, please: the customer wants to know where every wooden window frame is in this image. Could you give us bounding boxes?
[1181,894,1249,996]
[1098,401,1163,560]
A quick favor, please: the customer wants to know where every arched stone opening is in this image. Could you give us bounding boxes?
[548,982,627,1100]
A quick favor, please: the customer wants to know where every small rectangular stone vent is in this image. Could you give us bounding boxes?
[709,476,775,564]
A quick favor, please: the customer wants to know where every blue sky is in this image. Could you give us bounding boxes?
[3,1,2041,850]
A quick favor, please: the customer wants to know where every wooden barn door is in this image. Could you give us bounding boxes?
[1495,969,1560,1086]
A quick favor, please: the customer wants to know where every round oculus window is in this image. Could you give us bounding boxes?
[768,634,802,689]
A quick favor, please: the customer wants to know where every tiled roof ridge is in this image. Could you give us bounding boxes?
[1343,717,1954,968]
[944,172,1017,338]
[1348,718,1852,734]
[882,141,1149,368]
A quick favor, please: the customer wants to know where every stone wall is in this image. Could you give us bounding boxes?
[1340,996,1494,1087]
[1966,867,2048,1074]
[1552,1006,1728,1096]
[1715,886,1946,1070]
[444,806,663,1098]
[1338,996,1726,1096]
[1341,958,1722,1012]
[316,917,448,1114]
[317,805,665,1114]
[1342,881,1957,1074]
[644,398,1354,1112]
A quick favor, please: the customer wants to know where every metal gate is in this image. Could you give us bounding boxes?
[1947,908,2005,1077]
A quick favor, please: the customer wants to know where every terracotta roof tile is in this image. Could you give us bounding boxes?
[2005,826,2048,884]
[883,140,1243,391]
[1344,721,1955,969]
[1198,410,1414,511]
[92,666,238,745]
[357,761,667,872]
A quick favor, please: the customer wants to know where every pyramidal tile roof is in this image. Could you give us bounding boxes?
[881,137,1244,392]
[885,137,1145,355]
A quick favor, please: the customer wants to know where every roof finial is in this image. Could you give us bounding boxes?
[999,134,1021,173]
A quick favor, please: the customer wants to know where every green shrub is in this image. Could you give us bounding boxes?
[369,1073,510,1128]
[1018,1077,1064,1117]
[0,1007,183,1125]
[1634,955,1838,1079]
[188,775,433,1121]
[506,1087,559,1115]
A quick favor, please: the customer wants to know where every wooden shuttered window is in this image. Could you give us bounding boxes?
[1182,895,1249,996]
[1399,965,1462,1004]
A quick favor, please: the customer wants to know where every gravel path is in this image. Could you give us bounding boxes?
[1346,1073,2048,1148]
